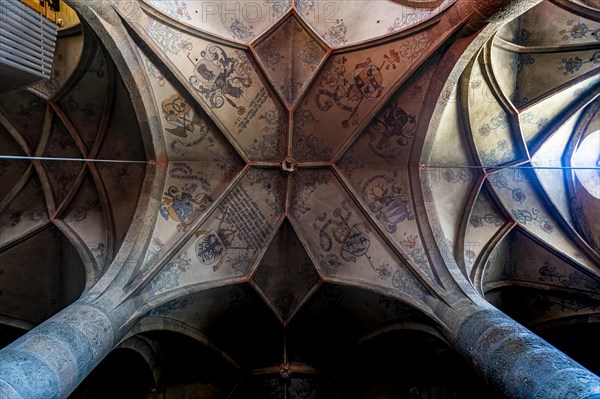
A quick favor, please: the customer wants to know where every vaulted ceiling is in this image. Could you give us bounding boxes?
[0,21,146,332]
[0,0,598,397]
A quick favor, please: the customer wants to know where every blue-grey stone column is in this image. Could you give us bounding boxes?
[448,303,600,398]
[0,302,122,399]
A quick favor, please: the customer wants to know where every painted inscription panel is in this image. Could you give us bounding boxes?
[146,168,285,297]
[127,10,287,161]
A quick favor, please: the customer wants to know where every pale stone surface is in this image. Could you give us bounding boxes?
[0,0,598,397]
[452,305,600,399]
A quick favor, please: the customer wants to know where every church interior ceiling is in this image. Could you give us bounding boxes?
[0,0,598,397]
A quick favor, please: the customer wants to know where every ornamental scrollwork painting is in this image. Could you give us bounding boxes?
[188,45,253,111]
[367,102,417,162]
[360,173,414,234]
[316,56,385,128]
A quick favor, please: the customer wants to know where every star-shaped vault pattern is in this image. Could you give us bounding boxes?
[114,2,468,323]
[1,0,600,395]
[107,0,599,337]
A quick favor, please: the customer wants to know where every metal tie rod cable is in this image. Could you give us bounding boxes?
[0,155,153,164]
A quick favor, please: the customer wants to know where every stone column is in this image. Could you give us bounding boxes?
[0,300,128,399]
[0,0,165,397]
[445,301,600,398]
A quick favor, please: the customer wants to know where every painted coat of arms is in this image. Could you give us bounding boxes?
[368,102,416,161]
[194,229,226,270]
[342,224,371,258]
[188,44,252,111]
[361,174,414,234]
[161,94,202,138]
[317,57,384,127]
[313,200,393,279]
[160,184,211,231]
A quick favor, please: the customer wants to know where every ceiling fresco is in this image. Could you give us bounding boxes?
[143,0,456,47]
[110,0,473,322]
[0,0,599,396]
[101,0,600,369]
[254,14,329,107]
[425,0,600,318]
[145,0,291,43]
[251,220,321,322]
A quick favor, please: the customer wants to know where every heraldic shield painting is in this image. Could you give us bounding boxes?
[1,0,599,397]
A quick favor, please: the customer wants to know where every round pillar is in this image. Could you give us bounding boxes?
[449,303,600,398]
[0,303,119,399]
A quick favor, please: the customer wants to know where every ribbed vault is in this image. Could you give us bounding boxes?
[425,0,600,373]
[1,0,599,397]
[0,20,148,332]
